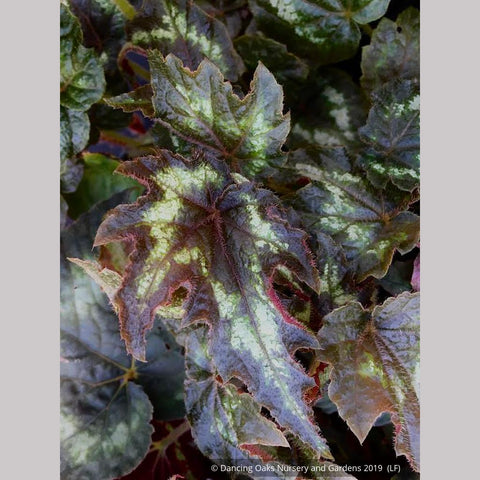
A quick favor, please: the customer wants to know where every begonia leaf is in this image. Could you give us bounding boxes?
[313,232,355,313]
[358,80,420,192]
[60,2,106,111]
[196,0,248,38]
[234,34,309,83]
[289,69,369,149]
[94,152,332,458]
[184,325,290,477]
[317,292,420,471]
[61,194,185,479]
[248,0,391,64]
[60,106,89,194]
[127,0,245,81]
[291,147,419,280]
[361,7,420,92]
[378,259,414,296]
[107,52,290,179]
[69,0,127,78]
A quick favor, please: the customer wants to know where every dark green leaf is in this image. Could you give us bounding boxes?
[104,83,155,117]
[234,34,309,83]
[61,195,186,479]
[314,232,355,312]
[358,80,420,191]
[61,197,152,479]
[61,155,85,195]
[378,259,414,296]
[248,0,391,64]
[60,106,90,162]
[317,292,420,471]
[63,152,143,218]
[289,69,369,149]
[60,2,106,110]
[69,0,128,78]
[196,0,248,38]
[127,0,245,81]
[291,147,419,280]
[361,7,420,92]
[94,153,332,458]
[60,106,89,194]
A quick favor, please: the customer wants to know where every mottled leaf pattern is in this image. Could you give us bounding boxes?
[61,0,421,475]
[60,2,106,111]
[60,106,89,194]
[184,325,290,477]
[94,153,332,458]
[314,232,355,313]
[107,52,290,179]
[60,106,90,163]
[249,0,391,64]
[128,0,245,81]
[358,80,420,191]
[289,69,369,148]
[317,292,420,471]
[291,148,419,280]
[361,7,420,92]
[61,195,186,479]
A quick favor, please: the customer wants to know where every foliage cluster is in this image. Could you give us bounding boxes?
[60,0,420,478]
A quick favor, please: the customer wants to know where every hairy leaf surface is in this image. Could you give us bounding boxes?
[94,152,332,458]
[361,7,420,92]
[317,292,420,471]
[108,52,290,179]
[185,325,290,477]
[249,0,391,64]
[60,2,106,111]
[358,80,420,191]
[291,148,419,280]
[61,195,185,479]
[128,0,245,81]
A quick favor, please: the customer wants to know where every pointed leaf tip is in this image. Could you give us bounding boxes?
[96,153,330,456]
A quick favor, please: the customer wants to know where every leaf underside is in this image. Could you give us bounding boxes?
[94,152,332,458]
